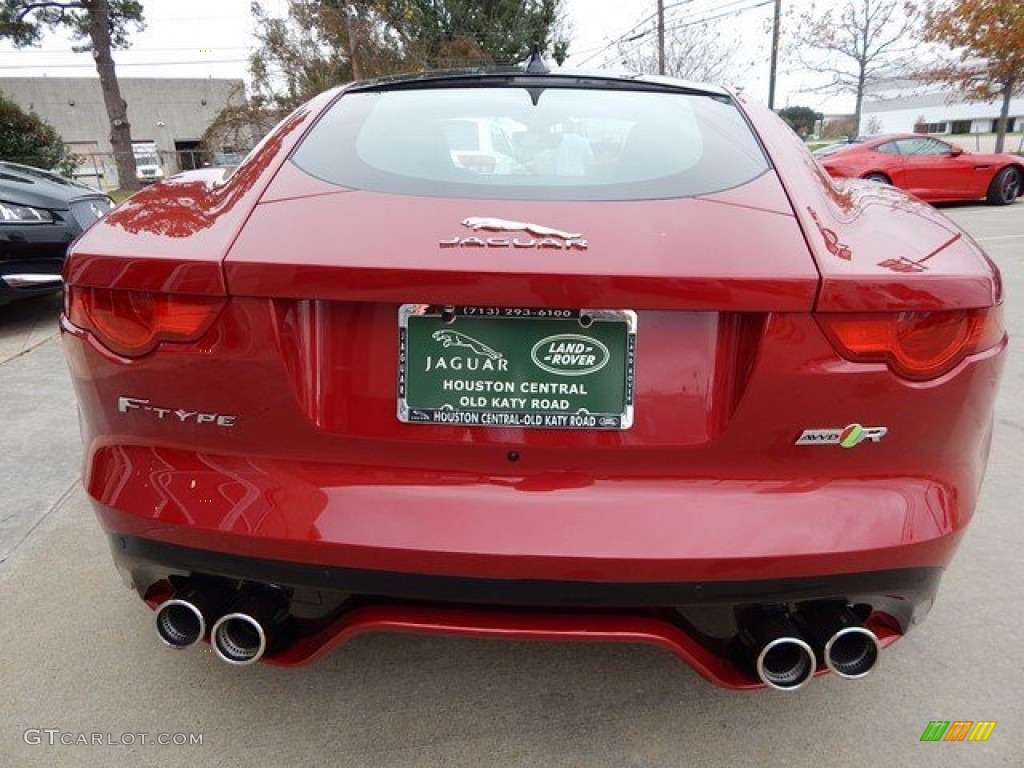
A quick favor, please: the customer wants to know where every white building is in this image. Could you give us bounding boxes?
[861,79,1024,152]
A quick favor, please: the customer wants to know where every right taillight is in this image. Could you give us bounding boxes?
[816,306,1005,381]
[66,286,224,358]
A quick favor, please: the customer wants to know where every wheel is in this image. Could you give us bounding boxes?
[986,166,1022,205]
[863,173,890,184]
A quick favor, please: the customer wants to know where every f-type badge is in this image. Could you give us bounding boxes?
[795,423,887,448]
[440,217,587,250]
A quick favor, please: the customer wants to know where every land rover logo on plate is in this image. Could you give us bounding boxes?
[531,334,610,376]
[397,305,636,430]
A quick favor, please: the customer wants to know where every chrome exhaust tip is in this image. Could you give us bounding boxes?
[795,603,880,680]
[824,626,880,679]
[756,636,817,691]
[210,587,289,665]
[154,579,235,650]
[738,609,817,691]
[211,612,268,665]
[155,599,205,649]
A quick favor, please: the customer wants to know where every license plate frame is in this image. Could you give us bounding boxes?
[398,305,636,430]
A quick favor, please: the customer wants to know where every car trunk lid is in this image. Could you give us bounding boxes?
[225,166,816,311]
[217,169,814,449]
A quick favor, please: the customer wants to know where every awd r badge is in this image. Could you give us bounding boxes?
[795,423,887,448]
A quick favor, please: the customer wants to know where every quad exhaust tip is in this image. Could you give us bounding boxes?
[794,603,881,681]
[154,580,235,650]
[154,581,288,665]
[212,612,269,665]
[155,599,206,649]
[824,626,880,679]
[756,636,816,691]
[739,609,817,691]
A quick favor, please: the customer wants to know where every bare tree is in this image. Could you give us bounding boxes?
[617,21,753,85]
[1,0,144,190]
[789,0,916,132]
[202,85,280,155]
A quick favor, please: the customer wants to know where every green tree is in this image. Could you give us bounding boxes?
[249,0,567,111]
[777,105,823,137]
[0,0,145,190]
[915,0,1023,153]
[0,91,72,170]
[250,1,406,111]
[382,0,565,69]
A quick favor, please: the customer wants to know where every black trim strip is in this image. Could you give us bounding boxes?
[111,535,943,609]
[347,70,729,99]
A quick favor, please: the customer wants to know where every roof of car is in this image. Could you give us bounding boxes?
[860,133,950,144]
[0,160,106,206]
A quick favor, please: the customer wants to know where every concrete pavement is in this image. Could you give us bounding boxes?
[1,204,1021,767]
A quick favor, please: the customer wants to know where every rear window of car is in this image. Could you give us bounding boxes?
[290,84,770,201]
[444,119,481,151]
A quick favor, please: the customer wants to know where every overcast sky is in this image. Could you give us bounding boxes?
[0,0,854,113]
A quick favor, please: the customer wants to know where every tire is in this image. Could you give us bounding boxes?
[863,173,890,184]
[986,166,1022,206]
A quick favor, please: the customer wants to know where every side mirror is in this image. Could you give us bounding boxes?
[950,146,964,157]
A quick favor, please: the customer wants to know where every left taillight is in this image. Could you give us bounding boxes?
[816,306,1005,381]
[65,286,225,358]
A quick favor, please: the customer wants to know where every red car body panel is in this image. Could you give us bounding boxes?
[818,132,1024,204]
[226,178,818,311]
[64,88,341,295]
[744,104,1002,311]
[60,73,1006,688]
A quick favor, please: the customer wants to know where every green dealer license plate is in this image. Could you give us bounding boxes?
[398,305,636,429]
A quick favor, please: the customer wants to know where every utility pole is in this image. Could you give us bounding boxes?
[768,0,781,108]
[657,0,666,75]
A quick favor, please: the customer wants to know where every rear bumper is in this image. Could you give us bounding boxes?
[111,532,934,687]
[90,445,966,585]
[92,445,960,670]
[111,533,945,611]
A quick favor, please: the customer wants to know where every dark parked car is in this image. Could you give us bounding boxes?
[0,161,114,305]
[61,66,1006,690]
[818,133,1023,205]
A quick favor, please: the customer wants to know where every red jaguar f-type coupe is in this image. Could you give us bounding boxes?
[818,133,1023,205]
[61,65,1006,690]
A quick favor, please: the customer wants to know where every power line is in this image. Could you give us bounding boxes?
[578,0,771,69]
[0,58,250,70]
[0,46,251,55]
[576,0,698,67]
[613,0,774,64]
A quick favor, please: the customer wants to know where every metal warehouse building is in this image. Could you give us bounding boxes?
[0,76,244,188]
[862,79,1024,153]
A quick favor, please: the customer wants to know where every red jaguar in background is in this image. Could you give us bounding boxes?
[61,65,1006,691]
[819,133,1023,205]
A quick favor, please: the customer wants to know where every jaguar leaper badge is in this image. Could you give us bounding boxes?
[439,217,587,250]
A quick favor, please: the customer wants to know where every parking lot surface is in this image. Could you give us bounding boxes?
[1,204,1021,767]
